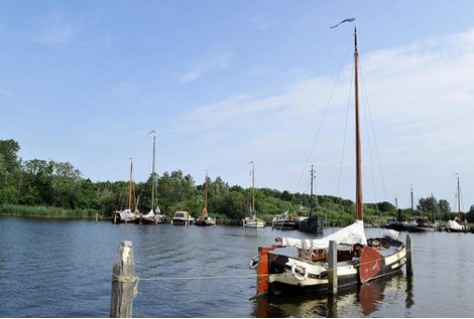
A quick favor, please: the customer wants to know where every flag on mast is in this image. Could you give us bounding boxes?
[330,17,356,29]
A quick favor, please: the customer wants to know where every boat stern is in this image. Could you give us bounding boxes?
[253,246,332,296]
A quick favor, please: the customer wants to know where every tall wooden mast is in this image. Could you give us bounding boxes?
[309,165,315,218]
[354,25,363,221]
[152,133,156,211]
[203,171,208,217]
[250,161,255,213]
[456,173,461,218]
[147,130,156,212]
[128,157,133,211]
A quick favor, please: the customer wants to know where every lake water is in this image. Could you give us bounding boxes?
[1,216,473,318]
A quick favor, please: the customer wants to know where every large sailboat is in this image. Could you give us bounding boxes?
[137,130,166,225]
[446,173,469,232]
[250,20,409,296]
[113,158,139,224]
[243,161,266,228]
[195,172,216,226]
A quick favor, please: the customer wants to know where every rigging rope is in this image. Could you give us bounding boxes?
[287,33,354,210]
[138,274,264,281]
[359,62,388,203]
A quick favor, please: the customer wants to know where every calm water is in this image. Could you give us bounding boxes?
[1,216,473,318]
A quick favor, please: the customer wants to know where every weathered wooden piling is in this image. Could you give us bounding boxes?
[328,240,338,295]
[327,294,338,317]
[110,241,137,318]
[406,233,413,276]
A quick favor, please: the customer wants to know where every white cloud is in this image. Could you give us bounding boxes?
[251,14,277,31]
[38,23,76,43]
[36,12,80,44]
[179,47,234,82]
[111,82,140,98]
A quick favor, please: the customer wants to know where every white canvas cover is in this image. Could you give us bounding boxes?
[446,219,464,231]
[280,220,367,250]
[118,209,136,221]
[383,228,399,240]
[144,210,155,218]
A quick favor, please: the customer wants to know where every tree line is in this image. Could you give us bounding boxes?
[1,139,473,224]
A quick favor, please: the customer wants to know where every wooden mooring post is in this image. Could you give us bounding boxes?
[110,241,137,318]
[328,240,338,295]
[406,233,413,277]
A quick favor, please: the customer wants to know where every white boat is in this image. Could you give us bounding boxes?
[113,158,139,224]
[137,131,166,225]
[250,19,408,296]
[114,209,137,224]
[446,219,466,232]
[171,210,195,226]
[243,216,266,228]
[272,211,296,230]
[242,161,266,229]
[137,207,166,225]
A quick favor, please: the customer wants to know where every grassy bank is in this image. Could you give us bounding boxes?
[0,204,102,220]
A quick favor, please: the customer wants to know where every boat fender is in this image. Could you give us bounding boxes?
[249,254,259,269]
[291,263,309,281]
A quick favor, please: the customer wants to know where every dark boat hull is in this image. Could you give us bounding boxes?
[135,217,166,225]
[272,220,297,230]
[195,219,215,226]
[298,216,324,234]
[172,219,193,226]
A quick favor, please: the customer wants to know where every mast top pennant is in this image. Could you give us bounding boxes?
[330,18,356,29]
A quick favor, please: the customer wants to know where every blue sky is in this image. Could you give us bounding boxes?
[2,1,474,211]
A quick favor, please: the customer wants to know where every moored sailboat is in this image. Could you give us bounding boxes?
[113,158,139,224]
[137,130,166,225]
[243,161,266,228]
[251,20,409,296]
[195,172,216,226]
[447,173,469,232]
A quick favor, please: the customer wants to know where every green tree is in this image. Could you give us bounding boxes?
[22,159,54,205]
[438,199,451,214]
[417,195,439,216]
[96,181,125,217]
[377,201,396,213]
[77,179,97,209]
[50,160,83,209]
[0,139,22,204]
[467,205,474,223]
[220,191,247,219]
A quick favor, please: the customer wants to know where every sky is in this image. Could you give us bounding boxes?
[1,1,474,212]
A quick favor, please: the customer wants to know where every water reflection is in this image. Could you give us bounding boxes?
[252,272,413,318]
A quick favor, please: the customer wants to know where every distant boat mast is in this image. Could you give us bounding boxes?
[455,173,461,218]
[128,157,133,211]
[309,165,315,218]
[249,161,255,213]
[146,130,156,212]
